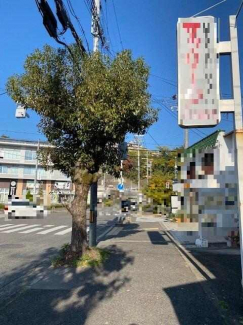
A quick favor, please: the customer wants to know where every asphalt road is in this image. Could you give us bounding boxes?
[0,205,120,290]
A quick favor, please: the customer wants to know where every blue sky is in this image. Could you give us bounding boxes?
[0,0,242,149]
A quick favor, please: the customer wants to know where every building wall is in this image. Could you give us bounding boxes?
[174,132,239,243]
[0,139,72,204]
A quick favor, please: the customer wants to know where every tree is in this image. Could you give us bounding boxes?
[7,45,158,256]
[143,172,173,205]
[142,147,182,205]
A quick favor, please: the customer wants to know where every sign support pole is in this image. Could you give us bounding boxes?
[229,15,243,286]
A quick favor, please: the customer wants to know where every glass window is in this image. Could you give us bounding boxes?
[4,150,20,160]
[0,165,8,173]
[10,167,18,174]
[25,150,37,160]
[12,201,30,206]
[38,168,46,176]
[24,167,35,175]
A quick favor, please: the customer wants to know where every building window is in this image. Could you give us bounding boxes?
[3,150,20,160]
[9,166,18,175]
[187,162,196,179]
[202,153,214,175]
[25,150,37,161]
[38,168,46,177]
[0,165,8,173]
[24,167,35,175]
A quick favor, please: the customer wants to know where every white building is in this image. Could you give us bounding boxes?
[173,130,239,246]
[0,137,72,204]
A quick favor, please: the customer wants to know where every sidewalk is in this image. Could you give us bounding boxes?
[0,218,234,325]
[162,219,243,324]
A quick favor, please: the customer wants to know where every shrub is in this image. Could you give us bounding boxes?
[103,199,113,207]
[26,190,33,202]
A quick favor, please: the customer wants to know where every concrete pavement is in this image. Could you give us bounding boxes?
[0,216,226,325]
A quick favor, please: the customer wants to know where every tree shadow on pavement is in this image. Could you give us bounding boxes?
[163,238,243,325]
[187,248,243,325]
[0,244,134,325]
[101,223,173,246]
[164,280,225,325]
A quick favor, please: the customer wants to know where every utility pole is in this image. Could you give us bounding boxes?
[138,144,140,191]
[34,140,40,195]
[146,150,149,185]
[89,0,100,247]
[184,128,189,149]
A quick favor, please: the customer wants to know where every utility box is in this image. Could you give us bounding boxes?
[15,106,27,118]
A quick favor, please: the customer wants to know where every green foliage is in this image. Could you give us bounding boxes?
[26,190,33,202]
[7,45,158,180]
[0,203,5,210]
[143,172,174,205]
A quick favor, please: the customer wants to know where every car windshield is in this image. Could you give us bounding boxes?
[11,201,30,206]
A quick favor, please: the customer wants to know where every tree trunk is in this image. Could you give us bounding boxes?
[70,179,91,255]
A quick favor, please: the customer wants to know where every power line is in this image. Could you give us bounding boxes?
[0,129,41,136]
[147,131,162,148]
[150,74,177,88]
[192,0,227,18]
[111,0,124,51]
[66,0,90,53]
[236,0,243,19]
[152,98,204,140]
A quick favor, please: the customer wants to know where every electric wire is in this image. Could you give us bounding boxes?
[152,98,204,140]
[111,0,124,51]
[236,0,243,19]
[66,0,90,53]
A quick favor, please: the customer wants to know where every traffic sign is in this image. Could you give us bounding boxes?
[117,183,124,191]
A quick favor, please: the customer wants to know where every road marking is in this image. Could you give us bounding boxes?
[20,227,43,234]
[0,224,27,231]
[2,225,40,233]
[0,224,13,228]
[55,227,72,235]
[43,225,55,227]
[37,226,67,234]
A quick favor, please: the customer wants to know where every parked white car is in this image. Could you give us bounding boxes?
[4,199,48,219]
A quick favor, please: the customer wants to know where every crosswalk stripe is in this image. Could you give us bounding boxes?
[2,225,40,233]
[0,224,13,228]
[55,227,72,235]
[43,225,55,227]
[20,227,43,234]
[37,226,67,234]
[0,224,27,231]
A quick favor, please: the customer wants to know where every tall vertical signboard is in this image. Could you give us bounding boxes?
[177,16,220,127]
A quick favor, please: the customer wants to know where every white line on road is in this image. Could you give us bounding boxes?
[43,225,55,227]
[2,225,41,233]
[0,224,27,231]
[0,224,13,228]
[37,226,67,234]
[20,227,43,234]
[54,227,72,235]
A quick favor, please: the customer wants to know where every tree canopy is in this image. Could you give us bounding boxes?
[7,45,158,180]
